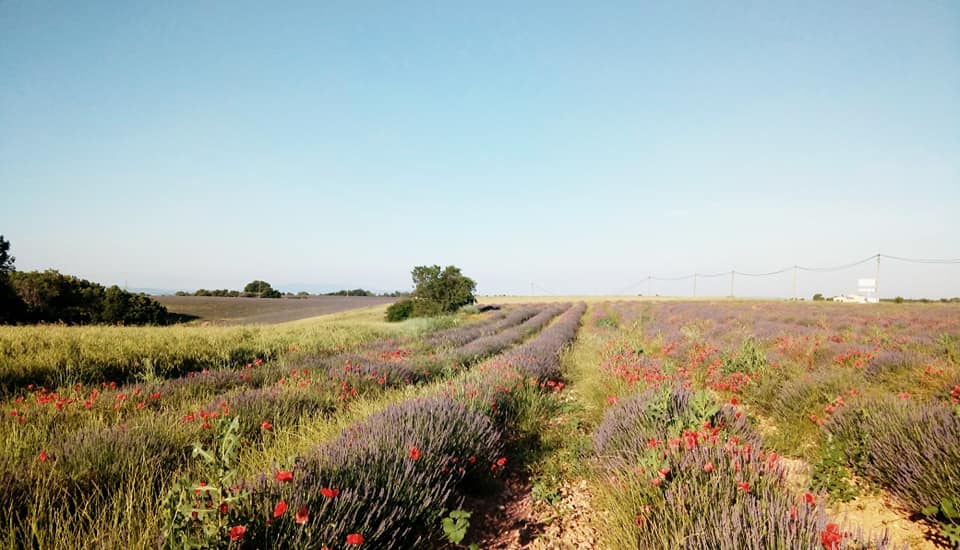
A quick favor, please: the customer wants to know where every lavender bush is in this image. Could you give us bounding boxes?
[824,395,960,514]
[451,304,568,365]
[230,396,502,548]
[593,384,759,465]
[501,303,586,381]
[624,442,898,549]
[424,306,539,348]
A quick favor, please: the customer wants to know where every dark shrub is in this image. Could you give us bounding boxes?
[385,299,414,322]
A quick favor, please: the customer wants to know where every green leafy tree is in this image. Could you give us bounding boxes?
[0,235,22,323]
[411,265,477,316]
[242,280,281,298]
[8,270,167,325]
[0,235,13,276]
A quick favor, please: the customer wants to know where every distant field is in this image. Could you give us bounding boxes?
[155,295,397,325]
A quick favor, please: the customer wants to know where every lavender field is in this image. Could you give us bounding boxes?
[3,299,959,548]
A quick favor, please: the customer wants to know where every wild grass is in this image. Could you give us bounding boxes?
[0,306,426,394]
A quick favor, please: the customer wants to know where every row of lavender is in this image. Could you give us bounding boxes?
[593,384,899,549]
[591,300,960,547]
[1,305,565,544]
[172,303,588,547]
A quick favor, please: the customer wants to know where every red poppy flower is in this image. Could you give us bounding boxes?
[275,470,294,483]
[821,523,843,549]
[295,506,309,525]
[408,446,421,461]
[320,487,340,499]
[228,525,246,541]
[804,492,816,505]
[496,457,507,467]
[703,462,714,473]
[38,450,48,462]
[274,500,288,518]
[220,503,229,515]
[737,482,750,492]
[346,533,364,544]
[261,421,273,430]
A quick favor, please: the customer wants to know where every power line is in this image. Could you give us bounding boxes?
[880,254,960,264]
[618,252,958,297]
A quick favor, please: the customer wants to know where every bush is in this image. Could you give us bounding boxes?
[594,384,759,466]
[593,386,895,549]
[223,397,503,548]
[824,395,960,514]
[385,299,415,322]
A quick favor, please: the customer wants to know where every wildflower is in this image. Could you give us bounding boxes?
[703,462,715,473]
[320,487,339,499]
[346,533,364,544]
[228,525,246,541]
[804,492,816,505]
[408,446,421,461]
[274,500,288,518]
[737,481,750,492]
[275,470,294,483]
[219,502,229,514]
[496,457,507,467]
[899,392,910,400]
[295,506,309,525]
[261,421,273,430]
[821,523,843,549]
[38,450,48,462]
[607,395,618,405]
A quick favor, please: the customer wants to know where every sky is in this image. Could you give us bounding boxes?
[1,1,958,297]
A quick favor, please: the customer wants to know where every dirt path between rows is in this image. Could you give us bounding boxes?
[468,474,599,549]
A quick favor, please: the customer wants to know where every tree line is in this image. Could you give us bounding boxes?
[0,236,169,325]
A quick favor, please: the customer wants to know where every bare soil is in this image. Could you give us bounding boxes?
[155,295,396,325]
[468,474,598,549]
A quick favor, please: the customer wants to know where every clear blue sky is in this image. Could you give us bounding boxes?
[2,1,957,297]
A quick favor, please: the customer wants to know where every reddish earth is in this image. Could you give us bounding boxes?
[468,474,598,549]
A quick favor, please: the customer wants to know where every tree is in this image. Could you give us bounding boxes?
[0,235,14,276]
[0,235,22,323]
[410,265,476,316]
[243,280,281,298]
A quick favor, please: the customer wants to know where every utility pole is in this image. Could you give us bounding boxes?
[875,254,881,300]
[693,273,698,298]
[792,266,798,301]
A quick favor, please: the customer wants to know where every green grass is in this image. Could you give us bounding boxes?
[0,305,419,394]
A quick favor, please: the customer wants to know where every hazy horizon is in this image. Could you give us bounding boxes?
[2,2,957,298]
